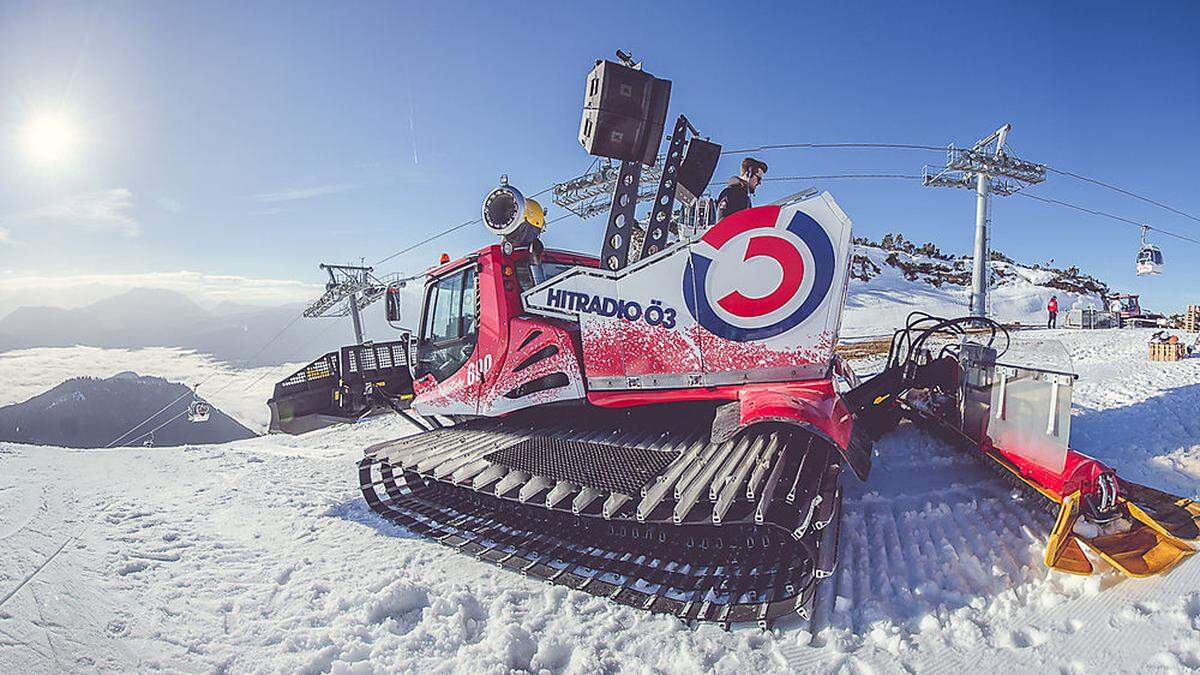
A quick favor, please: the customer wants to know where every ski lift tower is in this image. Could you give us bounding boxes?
[303,263,389,345]
[923,124,1046,318]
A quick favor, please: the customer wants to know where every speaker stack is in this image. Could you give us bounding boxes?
[578,60,671,165]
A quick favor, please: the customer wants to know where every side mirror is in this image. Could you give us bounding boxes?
[385,283,403,325]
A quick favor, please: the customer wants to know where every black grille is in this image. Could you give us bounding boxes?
[486,437,676,496]
[277,352,339,392]
[503,372,569,399]
[512,344,559,373]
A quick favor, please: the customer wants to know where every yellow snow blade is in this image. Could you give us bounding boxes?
[1119,480,1200,542]
[1126,499,1197,545]
[1045,492,1093,575]
[1082,510,1194,578]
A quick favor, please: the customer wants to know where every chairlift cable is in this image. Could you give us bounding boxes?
[721,142,948,155]
[372,184,560,268]
[120,320,346,447]
[123,409,190,448]
[763,173,924,182]
[724,140,1198,225]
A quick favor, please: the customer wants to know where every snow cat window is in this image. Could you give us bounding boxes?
[415,266,477,382]
[514,260,576,292]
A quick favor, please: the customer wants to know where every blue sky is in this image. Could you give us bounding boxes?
[1,1,1198,313]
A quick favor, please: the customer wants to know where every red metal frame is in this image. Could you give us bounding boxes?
[412,244,856,458]
[989,442,1114,504]
[587,379,852,451]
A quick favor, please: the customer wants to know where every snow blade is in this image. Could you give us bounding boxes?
[1080,509,1194,578]
[358,403,844,627]
[1120,480,1200,541]
[1045,491,1093,576]
[1047,484,1197,578]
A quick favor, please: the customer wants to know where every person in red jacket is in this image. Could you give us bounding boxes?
[1047,295,1059,328]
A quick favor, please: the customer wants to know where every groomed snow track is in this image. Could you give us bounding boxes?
[358,404,844,628]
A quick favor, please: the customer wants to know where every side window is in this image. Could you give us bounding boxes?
[415,267,478,382]
[514,260,575,292]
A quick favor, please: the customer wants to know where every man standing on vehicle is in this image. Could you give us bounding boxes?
[716,157,768,220]
[1047,295,1058,328]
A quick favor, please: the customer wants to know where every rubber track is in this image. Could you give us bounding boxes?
[358,406,844,628]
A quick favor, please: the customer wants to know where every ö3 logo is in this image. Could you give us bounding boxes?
[683,205,835,342]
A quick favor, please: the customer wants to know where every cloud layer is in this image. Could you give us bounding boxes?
[0,345,296,432]
[0,270,322,316]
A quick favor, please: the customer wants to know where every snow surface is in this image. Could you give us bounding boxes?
[841,245,1100,338]
[2,328,1199,673]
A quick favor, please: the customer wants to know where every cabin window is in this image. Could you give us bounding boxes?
[415,266,478,382]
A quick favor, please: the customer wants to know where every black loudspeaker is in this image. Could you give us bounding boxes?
[579,108,649,164]
[578,60,671,165]
[582,59,654,117]
[640,78,671,166]
[675,138,722,203]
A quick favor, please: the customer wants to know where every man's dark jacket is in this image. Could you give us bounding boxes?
[716,177,752,221]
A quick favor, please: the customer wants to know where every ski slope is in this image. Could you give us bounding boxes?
[842,244,1105,338]
[1,328,1198,673]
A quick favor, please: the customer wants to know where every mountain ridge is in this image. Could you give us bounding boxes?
[0,372,257,448]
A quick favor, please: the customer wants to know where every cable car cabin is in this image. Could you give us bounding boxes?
[188,400,211,423]
[1136,245,1163,276]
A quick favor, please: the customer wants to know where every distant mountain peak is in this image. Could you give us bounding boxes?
[0,376,256,448]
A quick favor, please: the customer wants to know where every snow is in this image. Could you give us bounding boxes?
[1,328,1198,673]
[842,245,1100,337]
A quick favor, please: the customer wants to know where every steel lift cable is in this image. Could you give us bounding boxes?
[721,142,949,155]
[753,174,1200,248]
[763,174,924,183]
[1014,192,1200,247]
[120,319,348,447]
[721,140,1197,227]
[1043,166,1200,225]
[104,310,309,448]
[371,145,1198,273]
[372,183,560,267]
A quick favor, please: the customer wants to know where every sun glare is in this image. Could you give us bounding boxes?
[20,112,81,166]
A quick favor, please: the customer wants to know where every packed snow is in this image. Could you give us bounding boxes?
[1,327,1198,673]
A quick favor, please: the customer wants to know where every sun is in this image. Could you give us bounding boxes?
[19,112,81,166]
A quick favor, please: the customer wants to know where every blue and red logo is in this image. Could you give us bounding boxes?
[683,205,835,341]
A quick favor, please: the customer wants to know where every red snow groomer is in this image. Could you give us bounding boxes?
[357,53,1197,628]
[359,55,867,627]
[360,184,865,627]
